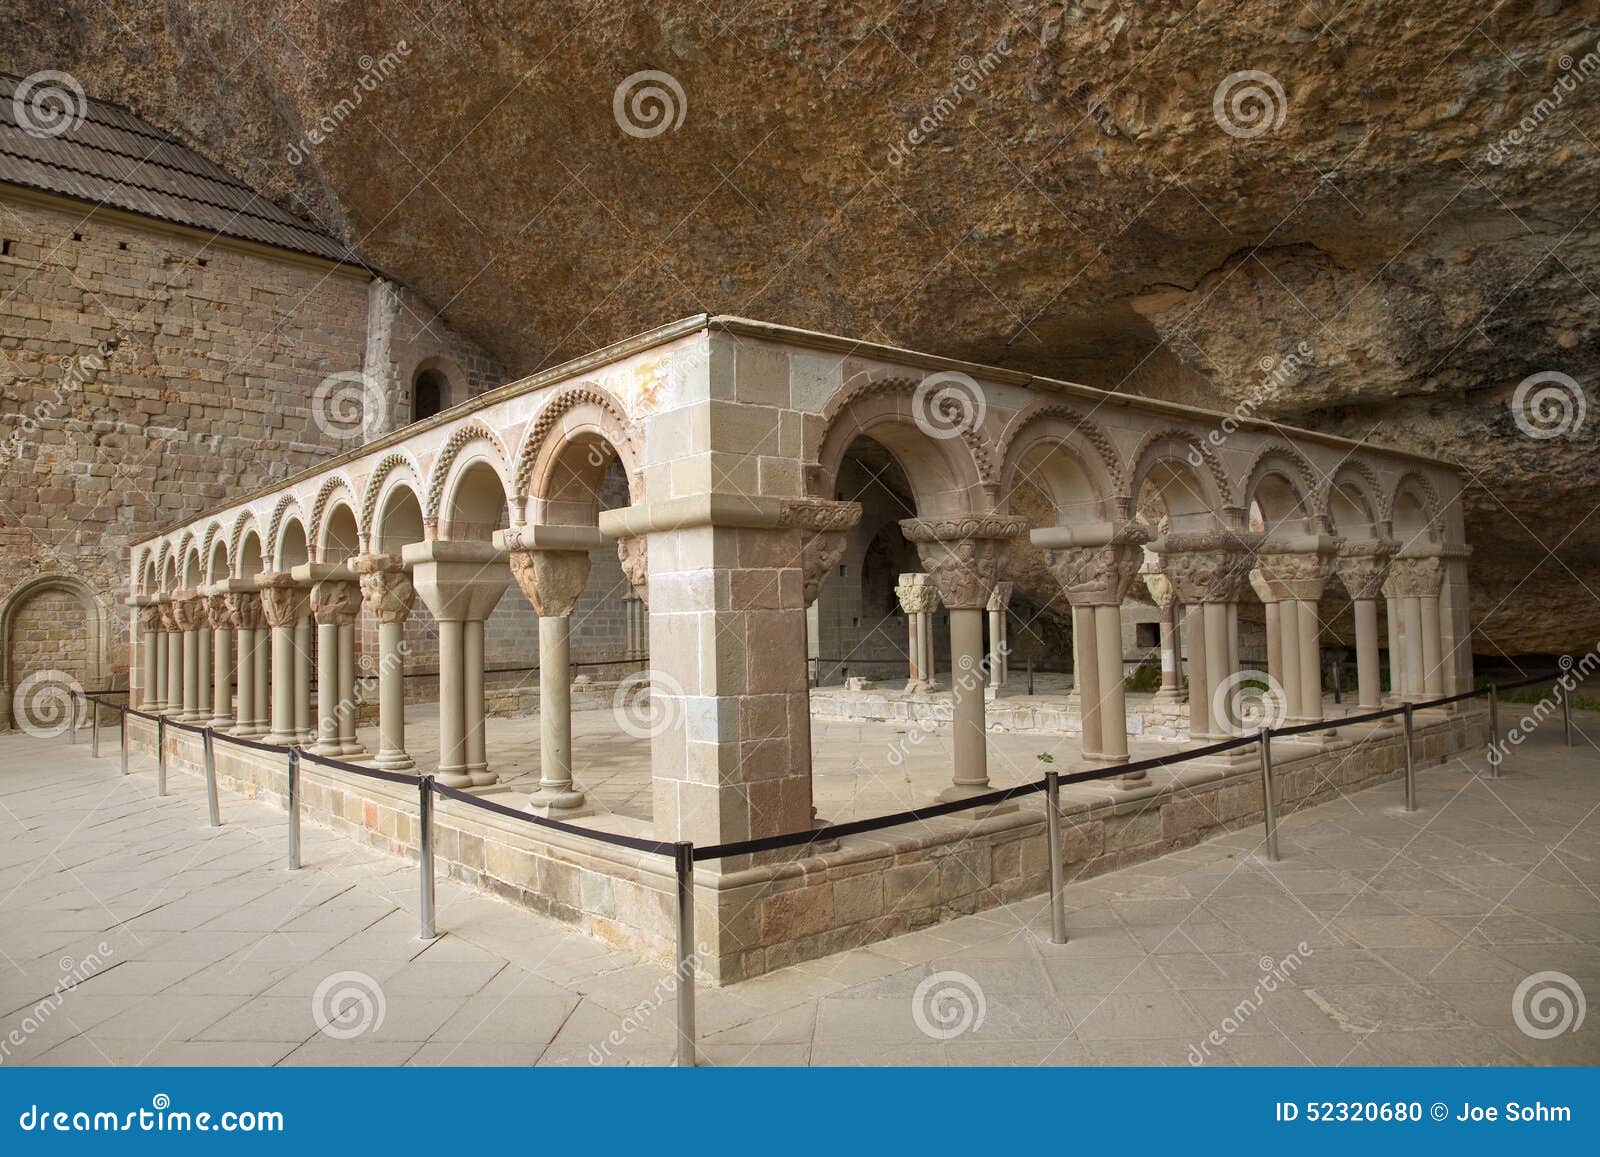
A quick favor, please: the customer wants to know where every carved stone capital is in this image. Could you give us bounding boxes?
[137,604,164,634]
[987,580,1014,613]
[782,498,861,607]
[1045,541,1148,607]
[1334,539,1397,601]
[224,592,264,632]
[155,601,178,633]
[1248,568,1275,605]
[616,536,648,605]
[311,579,363,626]
[1383,555,1443,600]
[257,572,309,628]
[170,590,207,632]
[1155,529,1261,604]
[206,594,235,630]
[508,549,591,618]
[1257,550,1335,603]
[354,554,416,625]
[899,515,1028,610]
[1142,568,1175,608]
[895,572,943,616]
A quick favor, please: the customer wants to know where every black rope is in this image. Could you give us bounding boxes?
[430,781,678,858]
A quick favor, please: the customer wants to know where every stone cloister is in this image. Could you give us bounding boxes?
[122,315,1481,980]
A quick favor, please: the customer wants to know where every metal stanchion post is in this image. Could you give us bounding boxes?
[1402,703,1417,813]
[287,748,301,870]
[1045,770,1067,945]
[418,776,437,941]
[674,841,697,1068]
[156,715,167,796]
[91,700,100,758]
[203,728,220,827]
[1259,727,1279,862]
[1562,680,1573,748]
[118,709,128,776]
[1488,684,1501,779]
[69,695,79,744]
[1027,658,1035,696]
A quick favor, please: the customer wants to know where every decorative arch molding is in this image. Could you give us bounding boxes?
[359,451,423,542]
[424,420,513,522]
[1384,470,1444,529]
[1323,459,1386,530]
[265,494,307,570]
[154,540,173,586]
[995,401,1128,501]
[1241,441,1321,516]
[200,520,228,580]
[810,371,995,501]
[307,474,361,557]
[132,546,154,592]
[0,574,112,724]
[229,511,264,575]
[1127,425,1234,510]
[513,383,642,504]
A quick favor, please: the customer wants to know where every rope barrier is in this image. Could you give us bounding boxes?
[430,781,678,857]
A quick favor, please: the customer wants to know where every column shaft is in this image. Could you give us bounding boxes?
[233,627,255,735]
[338,622,361,755]
[314,621,340,754]
[252,628,270,734]
[373,621,413,770]
[1295,598,1323,724]
[1203,602,1230,736]
[464,619,489,784]
[532,615,583,812]
[1278,599,1303,721]
[293,617,313,743]
[1075,605,1102,755]
[1353,598,1381,710]
[436,620,467,785]
[212,626,233,725]
[1184,605,1209,738]
[988,607,1003,689]
[1421,595,1444,697]
[946,607,988,796]
[182,630,200,720]
[197,627,212,720]
[142,627,159,712]
[1402,596,1425,701]
[267,625,295,743]
[1264,600,1282,688]
[1094,603,1130,764]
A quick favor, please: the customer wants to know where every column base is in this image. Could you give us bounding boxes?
[310,738,343,757]
[1152,688,1185,706]
[209,714,235,730]
[231,723,266,739]
[526,787,589,817]
[903,679,930,695]
[984,684,1012,701]
[436,767,473,789]
[370,750,416,772]
[338,742,369,760]
[262,731,298,747]
[466,768,498,788]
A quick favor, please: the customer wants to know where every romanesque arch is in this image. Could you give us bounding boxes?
[0,574,110,728]
[514,384,642,521]
[997,402,1125,523]
[424,421,513,528]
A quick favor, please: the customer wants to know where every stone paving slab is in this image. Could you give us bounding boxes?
[0,716,1596,1066]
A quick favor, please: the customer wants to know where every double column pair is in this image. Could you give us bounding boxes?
[895,573,941,693]
[1154,529,1259,746]
[1382,553,1447,701]
[1253,532,1339,733]
[1038,516,1150,782]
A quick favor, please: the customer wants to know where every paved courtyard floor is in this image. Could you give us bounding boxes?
[1,714,1596,1066]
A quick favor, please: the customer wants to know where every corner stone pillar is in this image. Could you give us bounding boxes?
[1156,530,1258,743]
[1040,521,1150,781]
[902,514,1029,801]
[354,554,416,771]
[987,581,1013,691]
[258,573,310,745]
[171,590,204,722]
[1385,555,1445,703]
[501,525,612,816]
[159,598,179,714]
[403,541,509,788]
[1334,540,1396,715]
[132,599,161,712]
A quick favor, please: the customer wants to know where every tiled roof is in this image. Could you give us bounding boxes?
[0,72,363,266]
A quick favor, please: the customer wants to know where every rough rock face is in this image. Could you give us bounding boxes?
[4,0,1596,656]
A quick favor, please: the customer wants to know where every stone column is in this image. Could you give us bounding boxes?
[1249,569,1282,695]
[1258,539,1338,729]
[1334,540,1396,715]
[1384,595,1403,701]
[1387,555,1444,703]
[895,573,938,693]
[987,581,1013,692]
[258,573,309,745]
[227,591,265,736]
[195,600,213,723]
[902,514,1028,801]
[309,578,363,757]
[171,591,203,721]
[161,599,181,714]
[293,615,313,744]
[404,541,510,789]
[354,554,417,771]
[502,526,606,816]
[135,602,161,712]
[1042,522,1150,778]
[206,591,235,728]
[1142,569,1183,705]
[1156,529,1258,743]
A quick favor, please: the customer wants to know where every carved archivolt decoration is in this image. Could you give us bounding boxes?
[423,421,511,521]
[1242,441,1321,515]
[228,511,263,576]
[995,400,1128,497]
[812,372,997,490]
[359,451,422,541]
[514,384,640,499]
[265,494,305,567]
[1320,459,1386,528]
[1383,470,1444,529]
[199,521,225,579]
[308,474,359,556]
[1129,425,1234,509]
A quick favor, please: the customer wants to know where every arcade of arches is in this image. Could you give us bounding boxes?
[122,316,1482,981]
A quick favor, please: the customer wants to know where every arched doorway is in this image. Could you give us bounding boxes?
[0,575,108,732]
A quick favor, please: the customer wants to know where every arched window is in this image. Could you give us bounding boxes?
[413,368,449,421]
